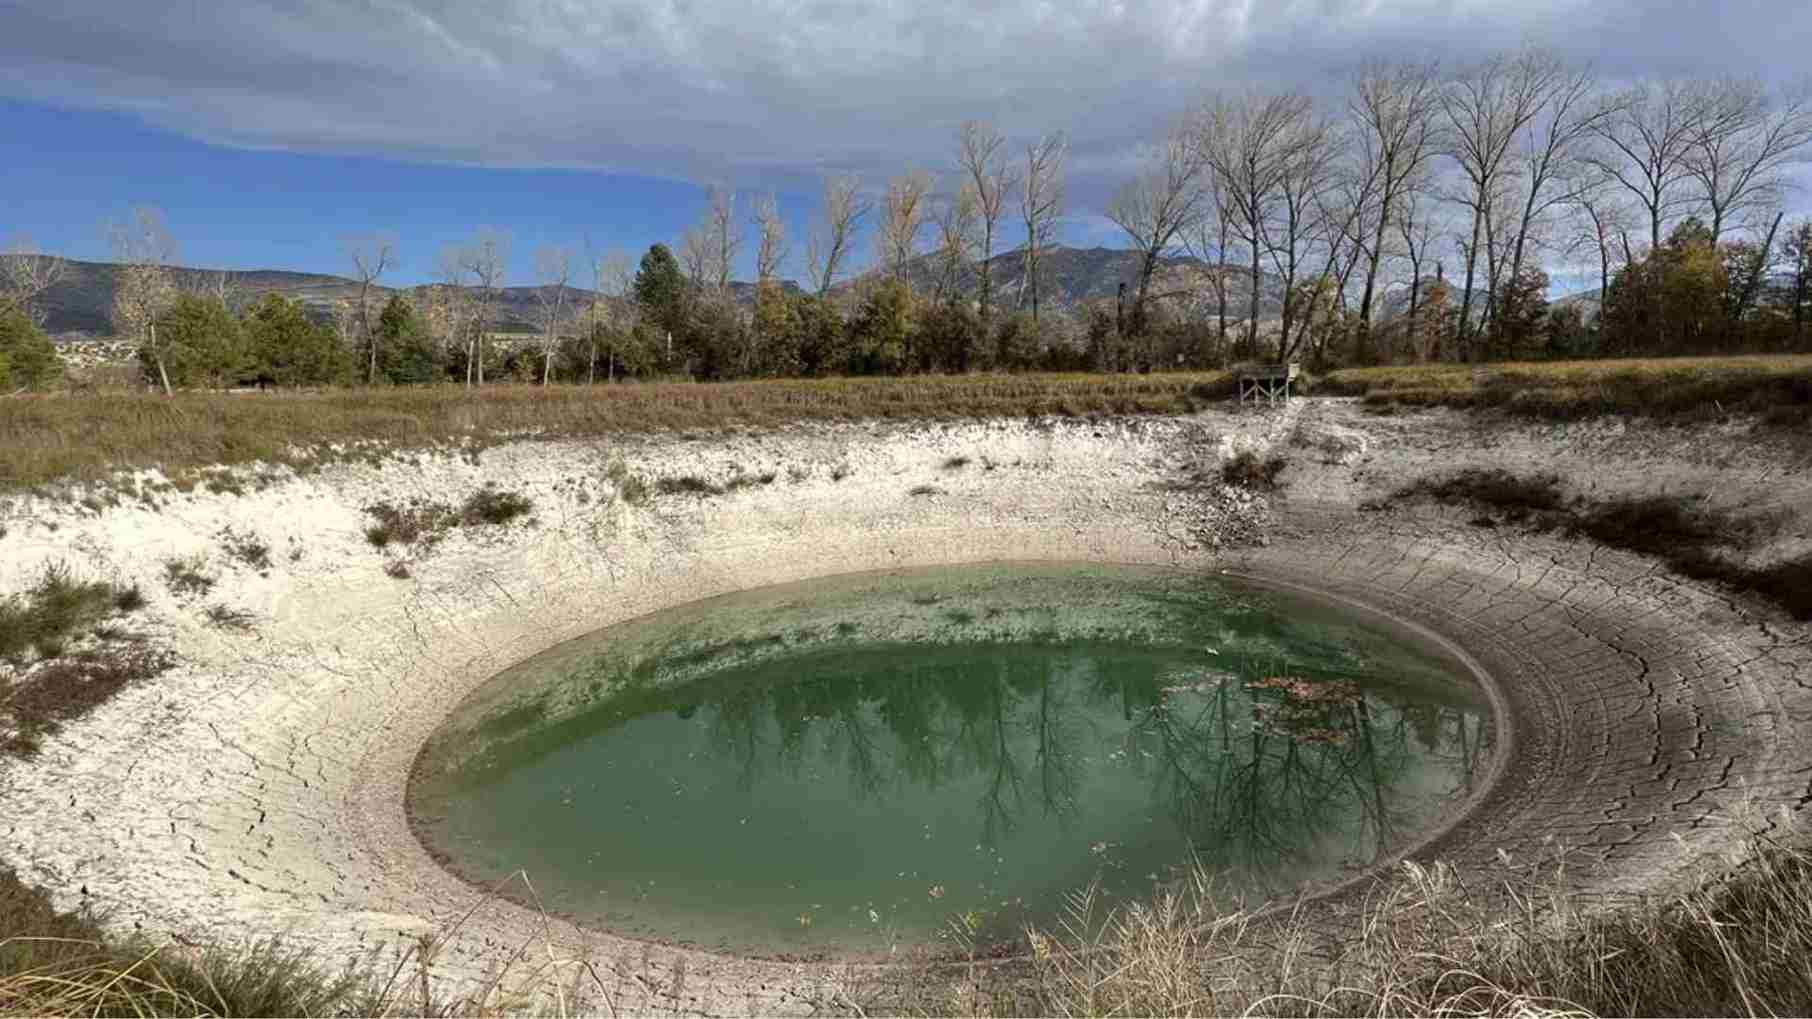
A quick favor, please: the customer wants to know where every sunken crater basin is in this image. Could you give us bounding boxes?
[2,402,1810,1015]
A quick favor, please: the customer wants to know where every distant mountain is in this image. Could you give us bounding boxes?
[1377,279,1605,325]
[14,246,1283,339]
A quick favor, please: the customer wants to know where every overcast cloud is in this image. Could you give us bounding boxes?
[3,0,1809,211]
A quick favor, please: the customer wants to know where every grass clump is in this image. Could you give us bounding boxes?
[655,474,721,496]
[364,500,452,548]
[1,643,174,756]
[202,604,256,631]
[605,458,650,505]
[942,455,972,470]
[0,867,366,1017]
[217,527,273,572]
[161,556,215,597]
[1221,450,1288,490]
[366,487,534,550]
[457,486,533,527]
[0,563,119,660]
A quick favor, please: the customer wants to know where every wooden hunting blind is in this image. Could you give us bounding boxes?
[1236,363,1300,404]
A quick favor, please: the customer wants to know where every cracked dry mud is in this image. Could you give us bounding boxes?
[2,398,1809,1015]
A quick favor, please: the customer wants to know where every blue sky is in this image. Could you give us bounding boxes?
[4,1,1809,289]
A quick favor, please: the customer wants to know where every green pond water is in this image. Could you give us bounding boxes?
[410,563,1492,957]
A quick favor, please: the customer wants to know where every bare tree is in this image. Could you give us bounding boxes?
[534,244,572,385]
[1682,78,1812,242]
[345,233,396,384]
[1261,113,1340,359]
[804,175,870,298]
[1184,178,1235,356]
[457,227,509,386]
[878,171,933,285]
[1,237,67,328]
[957,120,1021,338]
[1019,132,1067,324]
[1587,77,1707,253]
[745,193,791,374]
[752,192,788,286]
[1198,91,1316,358]
[930,183,981,305]
[1569,171,1635,323]
[1493,53,1620,339]
[108,207,178,394]
[1394,186,1441,360]
[708,186,740,295]
[1107,125,1208,354]
[1350,59,1443,355]
[586,246,635,384]
[1442,51,1567,357]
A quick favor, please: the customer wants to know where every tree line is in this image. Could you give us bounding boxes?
[3,47,1810,392]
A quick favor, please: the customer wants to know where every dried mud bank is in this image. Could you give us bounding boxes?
[3,400,1810,1015]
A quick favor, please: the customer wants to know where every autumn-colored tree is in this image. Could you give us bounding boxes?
[1489,267,1551,361]
[751,280,801,377]
[1602,218,1728,355]
[1783,221,1812,349]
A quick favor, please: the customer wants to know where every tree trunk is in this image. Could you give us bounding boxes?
[1247,211,1262,359]
[152,322,172,396]
[362,279,377,385]
[1731,212,1784,329]
[1457,212,1482,362]
[1215,213,1229,358]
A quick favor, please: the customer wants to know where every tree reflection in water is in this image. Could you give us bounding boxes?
[684,644,1490,893]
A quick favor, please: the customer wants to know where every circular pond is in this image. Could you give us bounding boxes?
[409,563,1493,957]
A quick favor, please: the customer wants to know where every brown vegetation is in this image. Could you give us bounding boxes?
[0,374,1232,490]
[1321,354,1812,424]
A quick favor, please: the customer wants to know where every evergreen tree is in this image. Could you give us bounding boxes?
[146,293,246,388]
[244,293,353,386]
[0,306,61,390]
[375,294,443,384]
[632,243,688,342]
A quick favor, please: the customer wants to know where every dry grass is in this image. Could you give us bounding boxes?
[0,865,646,1018]
[1318,354,1812,425]
[364,486,535,548]
[1221,450,1289,490]
[863,818,1812,1018]
[0,374,1235,490]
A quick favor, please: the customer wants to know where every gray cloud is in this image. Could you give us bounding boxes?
[2,0,1809,208]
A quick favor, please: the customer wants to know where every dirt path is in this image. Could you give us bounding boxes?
[2,400,1808,1014]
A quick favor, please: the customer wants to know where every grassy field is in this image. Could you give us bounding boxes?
[0,373,1232,490]
[1319,354,1812,424]
[4,357,1811,490]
